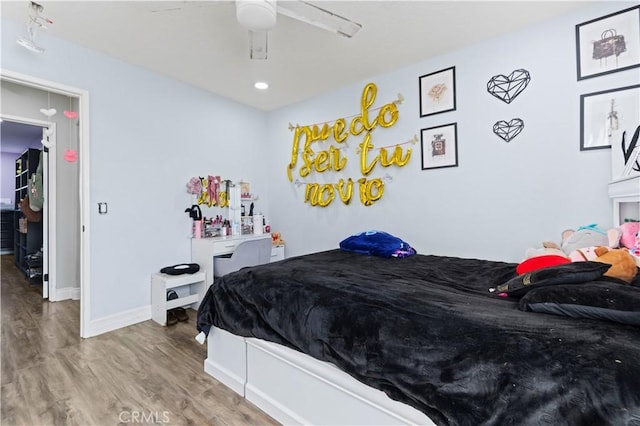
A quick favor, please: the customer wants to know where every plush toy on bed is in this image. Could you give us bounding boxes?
[518,243,570,274]
[339,230,416,258]
[567,245,601,262]
[618,222,640,267]
[520,224,621,274]
[558,224,621,255]
[593,246,638,283]
[618,222,640,249]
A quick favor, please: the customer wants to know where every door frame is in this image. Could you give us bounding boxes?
[1,68,91,338]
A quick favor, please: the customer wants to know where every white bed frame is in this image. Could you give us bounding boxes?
[204,327,436,425]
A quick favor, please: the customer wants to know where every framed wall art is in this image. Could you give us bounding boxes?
[420,122,458,170]
[575,5,640,80]
[419,66,456,117]
[580,84,639,152]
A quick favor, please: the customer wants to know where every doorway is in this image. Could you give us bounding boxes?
[1,69,91,338]
[0,118,55,299]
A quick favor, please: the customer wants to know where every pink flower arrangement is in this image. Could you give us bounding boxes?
[186,177,202,195]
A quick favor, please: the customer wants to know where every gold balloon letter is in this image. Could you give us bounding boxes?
[350,83,378,136]
[379,146,412,168]
[305,183,336,207]
[378,103,399,128]
[287,125,311,182]
[334,178,354,204]
[358,177,384,206]
[359,133,378,176]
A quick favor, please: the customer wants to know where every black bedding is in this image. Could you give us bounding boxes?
[196,249,640,426]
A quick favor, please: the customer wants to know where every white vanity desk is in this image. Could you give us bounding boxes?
[191,233,274,285]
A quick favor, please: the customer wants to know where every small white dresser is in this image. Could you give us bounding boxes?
[608,175,640,227]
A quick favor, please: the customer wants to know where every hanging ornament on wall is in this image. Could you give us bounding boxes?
[64,96,78,163]
[487,69,531,104]
[39,92,56,118]
[40,92,56,148]
[42,127,54,149]
[63,149,77,162]
[493,118,525,142]
[39,108,56,117]
[16,1,52,55]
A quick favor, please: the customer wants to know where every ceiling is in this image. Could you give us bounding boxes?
[1,1,593,111]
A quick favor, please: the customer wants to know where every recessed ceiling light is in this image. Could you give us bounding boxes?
[254,81,269,90]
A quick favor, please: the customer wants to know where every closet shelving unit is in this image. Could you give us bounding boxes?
[13,148,43,280]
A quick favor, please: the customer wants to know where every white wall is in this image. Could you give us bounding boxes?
[267,1,639,262]
[2,18,270,321]
[1,1,636,331]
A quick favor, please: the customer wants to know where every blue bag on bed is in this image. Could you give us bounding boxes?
[339,230,417,258]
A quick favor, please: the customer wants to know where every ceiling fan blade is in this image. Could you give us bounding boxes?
[148,1,185,13]
[249,30,268,60]
[149,1,225,13]
[276,1,362,38]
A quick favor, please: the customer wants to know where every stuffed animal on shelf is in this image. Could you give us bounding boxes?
[593,246,638,284]
[271,232,285,246]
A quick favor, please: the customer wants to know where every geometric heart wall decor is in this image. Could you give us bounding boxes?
[487,69,531,104]
[493,118,525,142]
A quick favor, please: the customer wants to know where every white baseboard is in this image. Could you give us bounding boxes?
[204,358,246,396]
[245,382,307,425]
[86,305,152,337]
[53,286,80,301]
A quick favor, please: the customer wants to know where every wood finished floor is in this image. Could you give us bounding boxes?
[0,254,279,426]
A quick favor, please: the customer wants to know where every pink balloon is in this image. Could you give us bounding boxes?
[64,110,78,119]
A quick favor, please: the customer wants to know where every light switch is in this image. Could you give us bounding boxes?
[98,202,108,214]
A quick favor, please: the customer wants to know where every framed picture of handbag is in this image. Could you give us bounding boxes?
[419,66,456,117]
[420,123,458,170]
[575,5,640,81]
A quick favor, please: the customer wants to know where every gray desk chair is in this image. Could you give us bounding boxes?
[213,238,273,279]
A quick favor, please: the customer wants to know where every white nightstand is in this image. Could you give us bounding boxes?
[271,244,285,262]
[151,272,206,326]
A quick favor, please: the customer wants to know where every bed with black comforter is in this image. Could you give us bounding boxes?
[197,249,640,426]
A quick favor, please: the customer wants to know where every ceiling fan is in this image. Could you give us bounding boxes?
[151,0,362,60]
[236,0,362,60]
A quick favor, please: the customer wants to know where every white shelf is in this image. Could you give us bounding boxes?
[608,175,640,227]
[151,272,206,326]
[167,294,199,310]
